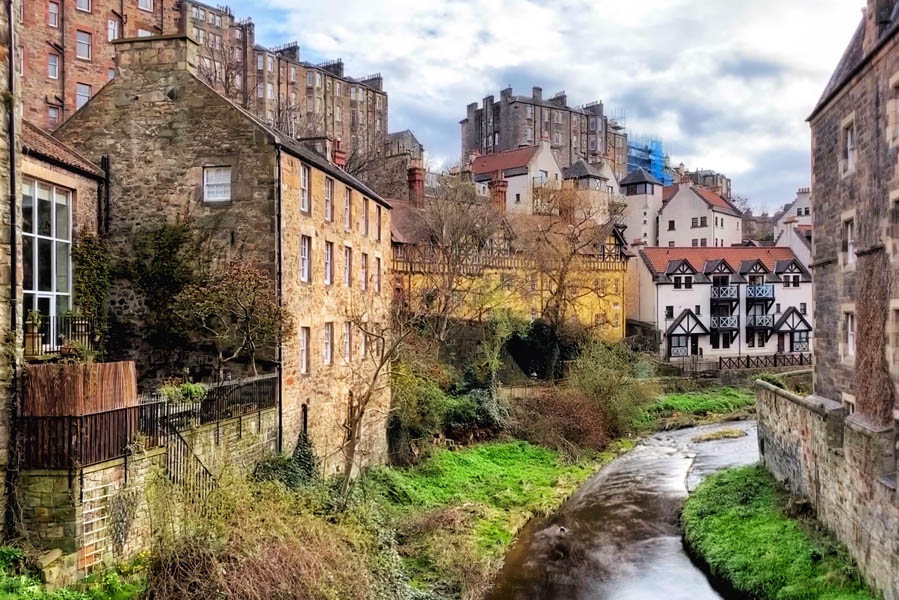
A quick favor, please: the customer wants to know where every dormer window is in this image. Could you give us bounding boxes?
[673,275,693,290]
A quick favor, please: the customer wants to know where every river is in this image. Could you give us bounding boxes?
[486,420,758,600]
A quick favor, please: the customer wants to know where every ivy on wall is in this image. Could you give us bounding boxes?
[72,232,111,339]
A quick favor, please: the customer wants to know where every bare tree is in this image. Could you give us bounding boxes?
[395,174,511,349]
[196,43,245,105]
[511,182,627,377]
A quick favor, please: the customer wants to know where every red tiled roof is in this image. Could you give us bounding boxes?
[469,146,539,175]
[389,197,427,245]
[694,186,739,215]
[662,183,739,216]
[641,246,799,275]
[22,120,103,178]
[795,224,812,232]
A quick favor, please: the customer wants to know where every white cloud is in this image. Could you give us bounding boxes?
[242,0,864,211]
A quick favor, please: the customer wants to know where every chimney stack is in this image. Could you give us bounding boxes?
[488,175,508,214]
[407,164,425,206]
[532,86,542,102]
[113,34,199,78]
[332,138,347,169]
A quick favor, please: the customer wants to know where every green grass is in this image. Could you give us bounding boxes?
[683,465,878,600]
[634,387,756,430]
[366,439,633,595]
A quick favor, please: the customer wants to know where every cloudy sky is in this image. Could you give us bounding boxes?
[233,0,863,213]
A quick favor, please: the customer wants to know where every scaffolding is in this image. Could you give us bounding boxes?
[626,135,672,185]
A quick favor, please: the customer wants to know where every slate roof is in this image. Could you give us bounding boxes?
[22,120,103,178]
[563,159,605,180]
[389,198,427,245]
[620,167,662,186]
[661,184,739,216]
[469,146,540,176]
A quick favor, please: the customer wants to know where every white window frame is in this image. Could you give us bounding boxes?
[344,188,352,229]
[300,165,310,212]
[48,1,59,26]
[376,205,382,241]
[324,241,333,285]
[374,257,381,293]
[300,327,310,374]
[300,235,311,282]
[138,0,153,12]
[107,18,119,41]
[48,106,60,125]
[75,83,91,109]
[325,178,333,222]
[362,198,369,236]
[48,54,59,79]
[343,245,352,287]
[845,312,856,358]
[22,178,73,319]
[75,0,90,11]
[323,322,333,365]
[360,253,368,290]
[203,166,231,202]
[343,321,352,362]
[137,29,152,37]
[75,30,91,60]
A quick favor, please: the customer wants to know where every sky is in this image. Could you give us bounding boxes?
[231,0,864,213]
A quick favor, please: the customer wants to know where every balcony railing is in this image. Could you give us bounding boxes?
[670,346,689,357]
[746,284,775,299]
[711,285,738,299]
[793,341,810,352]
[746,315,774,328]
[711,315,739,329]
[23,315,97,359]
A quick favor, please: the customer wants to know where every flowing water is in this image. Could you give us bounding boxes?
[487,421,758,600]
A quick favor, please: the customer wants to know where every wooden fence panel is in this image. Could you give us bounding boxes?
[23,361,138,416]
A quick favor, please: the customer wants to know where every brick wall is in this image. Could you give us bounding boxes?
[756,382,899,599]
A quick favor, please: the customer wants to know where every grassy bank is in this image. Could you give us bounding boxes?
[0,548,143,600]
[683,465,877,600]
[635,386,755,430]
[367,439,633,598]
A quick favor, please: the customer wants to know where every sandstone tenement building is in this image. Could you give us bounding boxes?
[460,87,628,179]
[19,0,388,164]
[755,1,899,597]
[56,35,392,473]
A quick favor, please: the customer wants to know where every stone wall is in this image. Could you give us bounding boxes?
[180,406,278,475]
[756,382,899,599]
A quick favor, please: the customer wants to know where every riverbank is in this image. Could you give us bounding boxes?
[683,465,877,600]
[636,386,756,430]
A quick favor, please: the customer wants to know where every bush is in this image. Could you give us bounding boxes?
[254,434,318,490]
[506,319,589,380]
[509,390,610,459]
[442,389,508,435]
[568,342,658,436]
[756,372,786,389]
[158,379,208,403]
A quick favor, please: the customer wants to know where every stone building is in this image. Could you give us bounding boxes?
[19,0,388,164]
[460,87,628,178]
[754,1,899,597]
[687,168,732,200]
[55,35,392,472]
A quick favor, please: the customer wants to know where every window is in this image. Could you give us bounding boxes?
[376,205,382,241]
[344,188,352,229]
[320,241,333,285]
[137,29,152,37]
[257,83,264,99]
[108,68,116,80]
[306,71,314,86]
[22,179,73,320]
[695,305,701,315]
[266,82,273,98]
[75,31,91,60]
[322,323,333,365]
[775,303,781,313]
[300,166,310,212]
[362,198,369,236]
[48,54,58,79]
[299,236,312,282]
[323,178,333,222]
[343,246,352,287]
[267,56,274,72]
[668,241,674,247]
[700,238,707,247]
[75,83,91,109]
[844,312,856,358]
[298,327,310,373]
[691,217,698,228]
[843,218,856,266]
[315,72,322,87]
[75,0,89,11]
[526,105,533,118]
[700,216,707,227]
[138,0,152,11]
[256,54,264,70]
[747,333,754,348]
[374,257,381,293]
[800,302,807,315]
[107,19,118,41]
[692,239,698,247]
[343,321,352,362]
[673,275,693,290]
[360,253,368,290]
[48,106,60,126]
[665,306,674,319]
[335,81,341,96]
[842,121,856,174]
[48,2,59,26]
[203,166,230,202]
[668,220,675,231]
[783,274,800,288]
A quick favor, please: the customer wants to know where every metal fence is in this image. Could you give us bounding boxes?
[665,352,813,376]
[19,374,278,469]
[23,315,96,358]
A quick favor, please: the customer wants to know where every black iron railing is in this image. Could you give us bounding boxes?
[23,315,96,358]
[19,374,278,469]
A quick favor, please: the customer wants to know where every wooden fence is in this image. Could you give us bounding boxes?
[23,361,137,417]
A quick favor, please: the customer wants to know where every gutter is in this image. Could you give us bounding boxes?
[275,145,283,453]
[5,0,18,539]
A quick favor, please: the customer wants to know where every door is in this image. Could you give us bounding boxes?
[777,333,785,353]
[690,335,699,356]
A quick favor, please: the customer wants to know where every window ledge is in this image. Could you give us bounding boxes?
[202,199,233,206]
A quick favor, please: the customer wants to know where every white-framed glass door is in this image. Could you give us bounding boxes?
[22,178,72,319]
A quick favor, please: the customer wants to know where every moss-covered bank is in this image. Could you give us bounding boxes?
[683,465,878,600]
